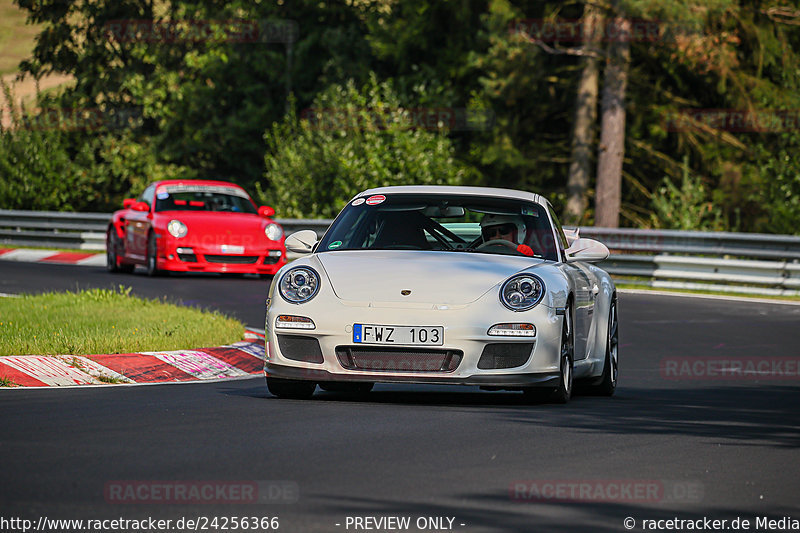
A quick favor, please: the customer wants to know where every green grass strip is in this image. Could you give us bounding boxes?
[616,282,800,302]
[0,286,244,357]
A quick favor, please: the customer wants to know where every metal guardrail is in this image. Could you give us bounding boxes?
[1,209,799,296]
[273,218,332,240]
[601,254,800,297]
[577,227,800,261]
[0,209,109,250]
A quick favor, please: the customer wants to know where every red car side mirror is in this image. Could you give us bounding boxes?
[132,201,150,212]
[258,206,275,218]
[123,198,136,209]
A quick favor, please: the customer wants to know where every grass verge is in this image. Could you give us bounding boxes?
[0,286,244,356]
[616,282,800,302]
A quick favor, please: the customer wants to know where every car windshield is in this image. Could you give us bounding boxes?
[317,193,559,260]
[154,184,257,214]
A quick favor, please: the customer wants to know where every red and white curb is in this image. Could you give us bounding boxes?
[0,329,267,388]
[0,248,106,267]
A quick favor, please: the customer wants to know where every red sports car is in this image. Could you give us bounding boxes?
[107,180,287,276]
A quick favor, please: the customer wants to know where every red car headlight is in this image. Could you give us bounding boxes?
[167,220,188,238]
[265,223,283,241]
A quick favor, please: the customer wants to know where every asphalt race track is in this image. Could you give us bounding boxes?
[1,261,799,533]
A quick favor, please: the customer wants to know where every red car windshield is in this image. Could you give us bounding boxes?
[154,187,257,214]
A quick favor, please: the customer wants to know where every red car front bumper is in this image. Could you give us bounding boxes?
[158,241,286,275]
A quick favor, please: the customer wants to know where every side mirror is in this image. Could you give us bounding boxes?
[285,230,318,255]
[258,205,276,218]
[123,198,136,209]
[131,201,150,212]
[565,238,609,263]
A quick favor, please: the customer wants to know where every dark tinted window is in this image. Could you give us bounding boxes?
[154,185,257,214]
[318,194,558,260]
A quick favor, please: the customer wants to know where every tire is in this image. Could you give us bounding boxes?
[589,298,618,396]
[318,382,374,394]
[106,229,133,274]
[267,377,316,399]
[549,305,574,404]
[145,233,160,277]
[522,304,574,404]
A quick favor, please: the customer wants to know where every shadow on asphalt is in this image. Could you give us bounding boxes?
[498,385,800,449]
[228,383,800,448]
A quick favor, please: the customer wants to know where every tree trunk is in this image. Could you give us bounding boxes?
[565,3,602,226]
[594,13,631,228]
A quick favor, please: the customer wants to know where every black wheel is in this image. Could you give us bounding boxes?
[589,298,618,396]
[523,304,574,404]
[145,233,160,277]
[318,382,374,394]
[106,229,133,273]
[549,305,574,404]
[267,377,316,399]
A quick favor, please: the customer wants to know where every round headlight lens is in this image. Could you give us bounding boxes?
[265,223,283,241]
[279,267,320,303]
[167,219,188,238]
[500,274,545,311]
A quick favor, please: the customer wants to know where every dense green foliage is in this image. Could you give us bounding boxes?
[1,0,799,233]
[0,84,188,210]
[257,76,475,218]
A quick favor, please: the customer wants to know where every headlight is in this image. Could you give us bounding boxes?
[167,220,188,238]
[279,267,320,303]
[265,223,283,241]
[500,274,545,311]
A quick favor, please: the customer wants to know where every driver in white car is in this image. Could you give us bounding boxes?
[480,214,535,257]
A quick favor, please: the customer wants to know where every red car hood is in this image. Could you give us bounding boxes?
[157,211,277,249]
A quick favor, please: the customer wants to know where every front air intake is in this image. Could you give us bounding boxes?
[335,346,462,373]
[477,343,534,369]
[277,335,324,363]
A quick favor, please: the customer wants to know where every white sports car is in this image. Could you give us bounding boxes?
[265,186,618,403]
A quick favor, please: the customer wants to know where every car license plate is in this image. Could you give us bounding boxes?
[220,244,244,254]
[353,324,444,346]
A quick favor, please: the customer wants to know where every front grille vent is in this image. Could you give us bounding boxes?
[335,346,462,373]
[477,343,534,369]
[205,255,259,264]
[277,335,324,363]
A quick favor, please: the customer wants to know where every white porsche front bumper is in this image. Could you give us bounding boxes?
[265,287,564,388]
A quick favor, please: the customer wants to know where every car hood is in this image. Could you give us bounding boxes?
[159,211,267,233]
[316,250,545,305]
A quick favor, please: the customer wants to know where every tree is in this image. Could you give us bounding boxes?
[594,7,630,228]
[565,2,603,225]
[257,76,476,218]
[14,0,377,189]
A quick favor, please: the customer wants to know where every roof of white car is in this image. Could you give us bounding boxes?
[357,185,543,204]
